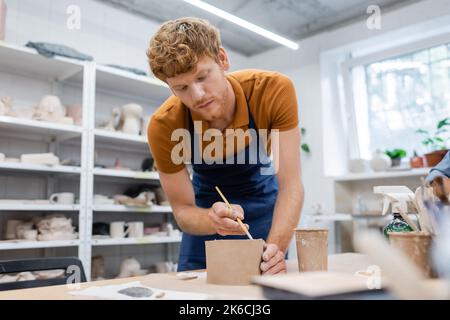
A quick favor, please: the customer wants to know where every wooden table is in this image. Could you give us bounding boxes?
[0,253,374,300]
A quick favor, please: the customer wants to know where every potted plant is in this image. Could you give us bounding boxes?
[416,117,450,167]
[385,149,407,167]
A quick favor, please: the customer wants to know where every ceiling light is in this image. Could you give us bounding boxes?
[182,0,299,50]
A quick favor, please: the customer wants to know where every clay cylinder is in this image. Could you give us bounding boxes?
[295,229,328,272]
[205,239,264,285]
[388,231,433,278]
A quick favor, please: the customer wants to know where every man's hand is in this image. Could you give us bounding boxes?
[260,243,286,275]
[208,202,248,236]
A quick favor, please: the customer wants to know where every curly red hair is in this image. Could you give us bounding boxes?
[147,17,221,82]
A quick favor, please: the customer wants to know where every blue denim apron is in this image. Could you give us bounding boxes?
[177,101,279,271]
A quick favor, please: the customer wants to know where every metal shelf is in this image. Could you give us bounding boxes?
[93,204,171,213]
[0,116,83,141]
[91,235,182,246]
[94,129,147,144]
[0,240,81,250]
[93,168,159,180]
[0,204,81,211]
[0,162,81,175]
[332,168,430,182]
[0,42,84,83]
[96,64,170,101]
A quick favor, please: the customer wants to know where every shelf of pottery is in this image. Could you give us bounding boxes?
[88,63,180,280]
[0,42,181,280]
[0,43,87,269]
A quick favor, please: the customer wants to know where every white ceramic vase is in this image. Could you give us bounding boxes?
[120,103,143,135]
[369,149,391,172]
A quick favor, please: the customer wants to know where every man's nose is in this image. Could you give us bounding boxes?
[191,83,205,101]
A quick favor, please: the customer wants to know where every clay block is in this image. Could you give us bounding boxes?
[205,239,264,285]
[20,153,59,165]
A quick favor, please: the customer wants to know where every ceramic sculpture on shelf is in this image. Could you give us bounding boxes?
[117,257,147,278]
[91,255,106,280]
[99,107,121,131]
[0,96,13,116]
[120,103,143,135]
[36,214,78,241]
[66,104,83,126]
[33,95,72,124]
[348,158,369,174]
[113,191,155,207]
[369,149,391,172]
[1,97,35,119]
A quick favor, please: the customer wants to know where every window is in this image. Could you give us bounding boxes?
[350,42,450,159]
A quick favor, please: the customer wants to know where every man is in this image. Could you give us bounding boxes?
[146,17,304,274]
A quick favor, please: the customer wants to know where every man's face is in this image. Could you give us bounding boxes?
[166,50,230,122]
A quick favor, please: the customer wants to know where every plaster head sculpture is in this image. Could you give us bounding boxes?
[117,257,147,278]
[120,103,143,135]
[33,95,66,123]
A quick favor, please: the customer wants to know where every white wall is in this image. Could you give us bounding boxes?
[247,0,450,217]
[3,0,249,73]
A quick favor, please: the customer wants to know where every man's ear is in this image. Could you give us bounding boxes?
[218,47,230,71]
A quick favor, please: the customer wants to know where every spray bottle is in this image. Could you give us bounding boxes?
[373,186,417,237]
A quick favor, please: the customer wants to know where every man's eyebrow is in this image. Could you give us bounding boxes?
[172,69,210,89]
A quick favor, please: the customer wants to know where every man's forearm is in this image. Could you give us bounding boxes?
[174,205,216,235]
[267,182,304,252]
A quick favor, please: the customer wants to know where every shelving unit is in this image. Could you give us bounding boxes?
[329,167,431,252]
[0,42,176,280]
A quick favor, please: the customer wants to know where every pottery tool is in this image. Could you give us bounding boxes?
[215,186,253,240]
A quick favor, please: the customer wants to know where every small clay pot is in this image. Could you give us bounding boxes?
[424,150,448,167]
[388,231,434,278]
[295,228,328,272]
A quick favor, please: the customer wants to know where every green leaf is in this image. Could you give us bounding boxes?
[301,143,310,153]
[301,127,306,135]
[437,117,450,129]
[385,149,406,159]
[434,137,444,143]
[415,129,429,135]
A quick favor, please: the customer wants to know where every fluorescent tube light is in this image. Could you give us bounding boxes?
[183,0,299,50]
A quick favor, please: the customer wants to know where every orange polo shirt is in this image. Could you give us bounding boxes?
[147,69,299,174]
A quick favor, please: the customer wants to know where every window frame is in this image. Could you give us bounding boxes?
[341,32,450,159]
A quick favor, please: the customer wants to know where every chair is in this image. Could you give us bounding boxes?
[0,257,87,291]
